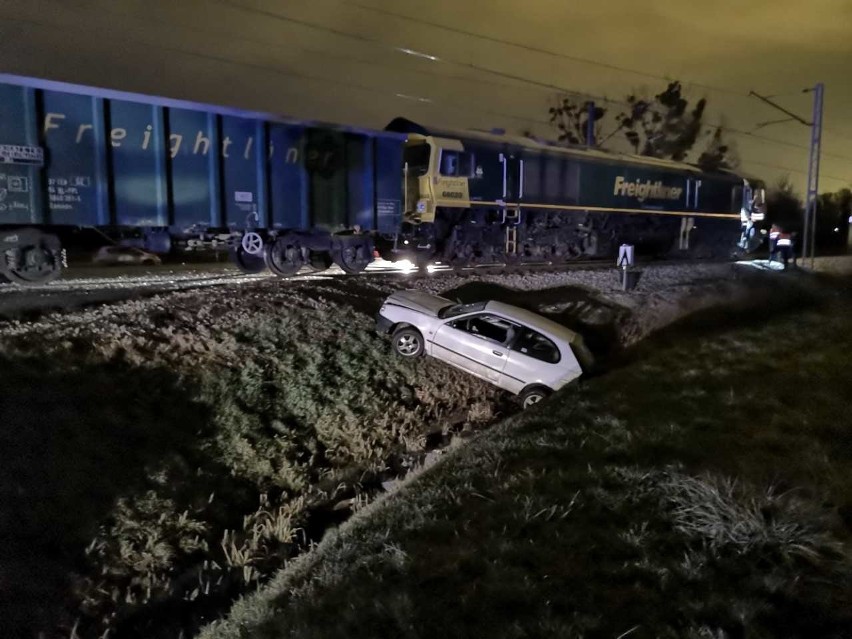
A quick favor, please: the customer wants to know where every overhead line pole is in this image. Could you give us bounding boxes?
[749,85,824,267]
[805,84,825,269]
[748,90,812,125]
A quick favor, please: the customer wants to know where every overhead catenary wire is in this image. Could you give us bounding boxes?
[744,159,848,184]
[65,0,537,100]
[550,92,852,165]
[340,0,753,99]
[823,127,852,143]
[0,15,553,129]
[216,0,852,177]
[6,2,851,184]
[344,0,852,117]
[215,0,637,109]
[79,0,826,165]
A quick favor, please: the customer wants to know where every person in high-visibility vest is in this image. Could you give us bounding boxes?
[768,224,781,263]
[777,230,794,269]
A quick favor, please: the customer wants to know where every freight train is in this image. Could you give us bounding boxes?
[0,74,765,285]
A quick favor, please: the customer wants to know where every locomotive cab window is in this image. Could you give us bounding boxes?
[404,144,432,177]
[440,150,476,178]
[732,185,745,211]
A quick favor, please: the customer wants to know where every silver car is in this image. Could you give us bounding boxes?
[92,245,162,266]
[376,290,588,408]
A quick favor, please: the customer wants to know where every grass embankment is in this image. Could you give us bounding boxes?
[0,282,504,638]
[203,283,852,639]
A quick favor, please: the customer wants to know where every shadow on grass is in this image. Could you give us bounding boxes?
[218,295,852,639]
[623,279,825,367]
[0,354,236,637]
[434,278,810,377]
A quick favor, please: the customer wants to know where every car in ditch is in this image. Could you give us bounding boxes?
[376,291,589,408]
[92,245,162,266]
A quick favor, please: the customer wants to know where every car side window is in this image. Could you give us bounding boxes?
[450,314,517,345]
[511,327,561,364]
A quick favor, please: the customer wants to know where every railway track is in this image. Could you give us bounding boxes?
[0,256,735,320]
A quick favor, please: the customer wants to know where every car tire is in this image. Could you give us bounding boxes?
[520,386,551,409]
[392,327,424,358]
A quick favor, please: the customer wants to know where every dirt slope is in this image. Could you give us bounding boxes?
[0,263,820,638]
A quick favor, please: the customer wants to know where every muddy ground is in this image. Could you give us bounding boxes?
[0,262,822,638]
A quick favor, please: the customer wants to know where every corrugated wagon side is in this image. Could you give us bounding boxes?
[0,74,405,283]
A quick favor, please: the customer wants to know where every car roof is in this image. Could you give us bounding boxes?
[484,301,580,344]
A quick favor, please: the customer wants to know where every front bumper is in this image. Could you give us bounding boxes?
[375,312,394,335]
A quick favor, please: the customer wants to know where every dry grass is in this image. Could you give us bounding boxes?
[658,470,844,561]
[0,279,505,638]
[0,267,838,638]
[201,286,852,639]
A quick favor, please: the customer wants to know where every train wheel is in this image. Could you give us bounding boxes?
[265,235,305,277]
[230,246,267,274]
[1,231,63,286]
[501,254,522,273]
[306,251,333,273]
[447,242,474,272]
[449,256,469,272]
[333,240,373,274]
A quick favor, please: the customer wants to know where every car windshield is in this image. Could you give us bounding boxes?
[438,301,488,319]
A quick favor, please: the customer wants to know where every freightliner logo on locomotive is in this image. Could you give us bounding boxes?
[613,176,683,202]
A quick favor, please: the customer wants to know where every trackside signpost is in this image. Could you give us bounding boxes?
[618,243,641,291]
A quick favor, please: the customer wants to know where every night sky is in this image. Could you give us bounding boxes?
[2,0,851,191]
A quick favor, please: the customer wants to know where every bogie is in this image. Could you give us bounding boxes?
[265,235,306,277]
[0,228,64,286]
[332,238,374,274]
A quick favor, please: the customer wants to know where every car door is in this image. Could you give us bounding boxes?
[431,313,515,386]
[503,326,563,393]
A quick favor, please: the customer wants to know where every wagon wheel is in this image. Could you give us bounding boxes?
[265,235,305,277]
[500,251,522,272]
[230,246,267,274]
[1,232,63,286]
[448,243,474,272]
[333,240,373,274]
[306,251,334,272]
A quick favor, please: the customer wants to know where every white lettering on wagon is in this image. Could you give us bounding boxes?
[42,112,301,163]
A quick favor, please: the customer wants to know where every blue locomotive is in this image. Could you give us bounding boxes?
[0,74,763,285]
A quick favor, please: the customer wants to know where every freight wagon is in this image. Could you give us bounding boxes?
[0,74,764,285]
[0,74,406,284]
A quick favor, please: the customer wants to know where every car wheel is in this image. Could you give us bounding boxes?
[521,386,550,409]
[392,327,424,358]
